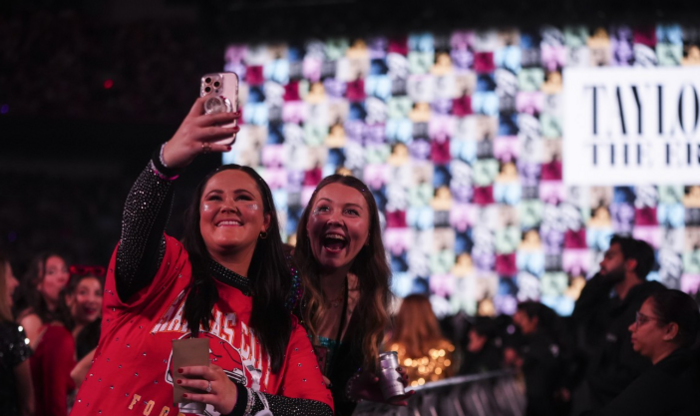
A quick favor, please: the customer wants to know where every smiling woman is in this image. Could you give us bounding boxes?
[294,174,410,416]
[70,97,333,416]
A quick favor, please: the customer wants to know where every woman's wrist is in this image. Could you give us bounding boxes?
[151,143,181,180]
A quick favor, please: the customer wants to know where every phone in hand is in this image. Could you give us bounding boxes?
[200,72,239,146]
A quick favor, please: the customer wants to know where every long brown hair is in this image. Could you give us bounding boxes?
[389,294,447,358]
[295,174,391,371]
[0,252,12,322]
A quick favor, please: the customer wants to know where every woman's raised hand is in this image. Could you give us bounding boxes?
[162,97,241,169]
[177,364,239,414]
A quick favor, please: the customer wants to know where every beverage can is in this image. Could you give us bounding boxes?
[378,351,405,400]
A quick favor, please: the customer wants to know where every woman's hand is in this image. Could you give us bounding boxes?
[162,97,241,169]
[177,364,238,415]
[346,367,415,406]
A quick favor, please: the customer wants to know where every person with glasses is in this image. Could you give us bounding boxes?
[581,289,700,415]
[567,235,666,412]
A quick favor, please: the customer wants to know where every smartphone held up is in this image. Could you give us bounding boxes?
[200,72,239,146]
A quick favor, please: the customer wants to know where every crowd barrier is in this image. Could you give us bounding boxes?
[353,371,526,416]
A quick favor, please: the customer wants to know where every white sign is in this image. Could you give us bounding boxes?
[563,67,700,185]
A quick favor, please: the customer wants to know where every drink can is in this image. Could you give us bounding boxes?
[378,351,405,400]
[178,401,206,415]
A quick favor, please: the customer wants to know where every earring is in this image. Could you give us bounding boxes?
[259,231,268,240]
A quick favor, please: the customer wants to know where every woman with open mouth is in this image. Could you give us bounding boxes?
[70,97,333,416]
[294,174,411,416]
[65,272,104,389]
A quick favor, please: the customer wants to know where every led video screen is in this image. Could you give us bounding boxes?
[222,25,700,316]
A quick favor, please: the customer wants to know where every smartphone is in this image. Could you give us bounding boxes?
[171,338,209,407]
[200,72,239,146]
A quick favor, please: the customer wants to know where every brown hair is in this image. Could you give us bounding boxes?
[295,174,391,371]
[0,253,11,322]
[389,294,447,357]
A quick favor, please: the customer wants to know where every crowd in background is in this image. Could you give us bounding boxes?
[2,233,699,415]
[2,7,700,416]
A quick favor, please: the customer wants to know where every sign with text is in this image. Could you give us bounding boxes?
[564,67,700,185]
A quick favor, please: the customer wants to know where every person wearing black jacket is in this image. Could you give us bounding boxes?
[459,318,503,375]
[582,289,700,416]
[573,236,666,412]
[512,301,566,416]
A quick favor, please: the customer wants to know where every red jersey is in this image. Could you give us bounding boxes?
[71,236,332,416]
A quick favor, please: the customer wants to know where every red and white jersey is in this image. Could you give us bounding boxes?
[71,235,332,416]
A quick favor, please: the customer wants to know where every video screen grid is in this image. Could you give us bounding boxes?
[222,25,700,316]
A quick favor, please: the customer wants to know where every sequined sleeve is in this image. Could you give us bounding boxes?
[0,323,32,367]
[114,158,177,301]
[228,386,333,416]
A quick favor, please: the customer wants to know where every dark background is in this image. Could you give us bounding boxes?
[3,0,700,274]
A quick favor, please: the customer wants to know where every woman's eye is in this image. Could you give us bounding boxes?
[236,195,253,201]
[345,209,359,216]
[208,195,222,201]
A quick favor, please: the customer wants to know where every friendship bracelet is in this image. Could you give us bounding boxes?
[159,143,170,169]
[149,160,179,181]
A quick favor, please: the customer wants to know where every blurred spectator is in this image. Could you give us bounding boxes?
[511,301,567,416]
[14,252,71,344]
[65,271,103,359]
[13,253,75,416]
[583,289,700,416]
[571,235,665,412]
[388,294,456,387]
[0,252,35,416]
[459,317,503,375]
[65,272,104,388]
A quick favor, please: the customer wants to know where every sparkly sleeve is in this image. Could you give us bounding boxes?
[3,324,32,367]
[114,157,177,301]
[235,387,334,416]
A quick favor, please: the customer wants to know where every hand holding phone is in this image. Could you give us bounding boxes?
[200,72,239,146]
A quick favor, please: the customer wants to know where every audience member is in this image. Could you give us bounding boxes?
[65,272,104,388]
[71,98,333,416]
[14,253,71,345]
[582,289,700,416]
[13,253,75,416]
[0,252,34,416]
[459,317,503,375]
[575,236,665,411]
[512,301,567,416]
[388,294,456,387]
[294,174,410,416]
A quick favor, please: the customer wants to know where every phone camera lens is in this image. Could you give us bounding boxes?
[214,81,221,87]
[205,87,211,93]
[205,77,212,84]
